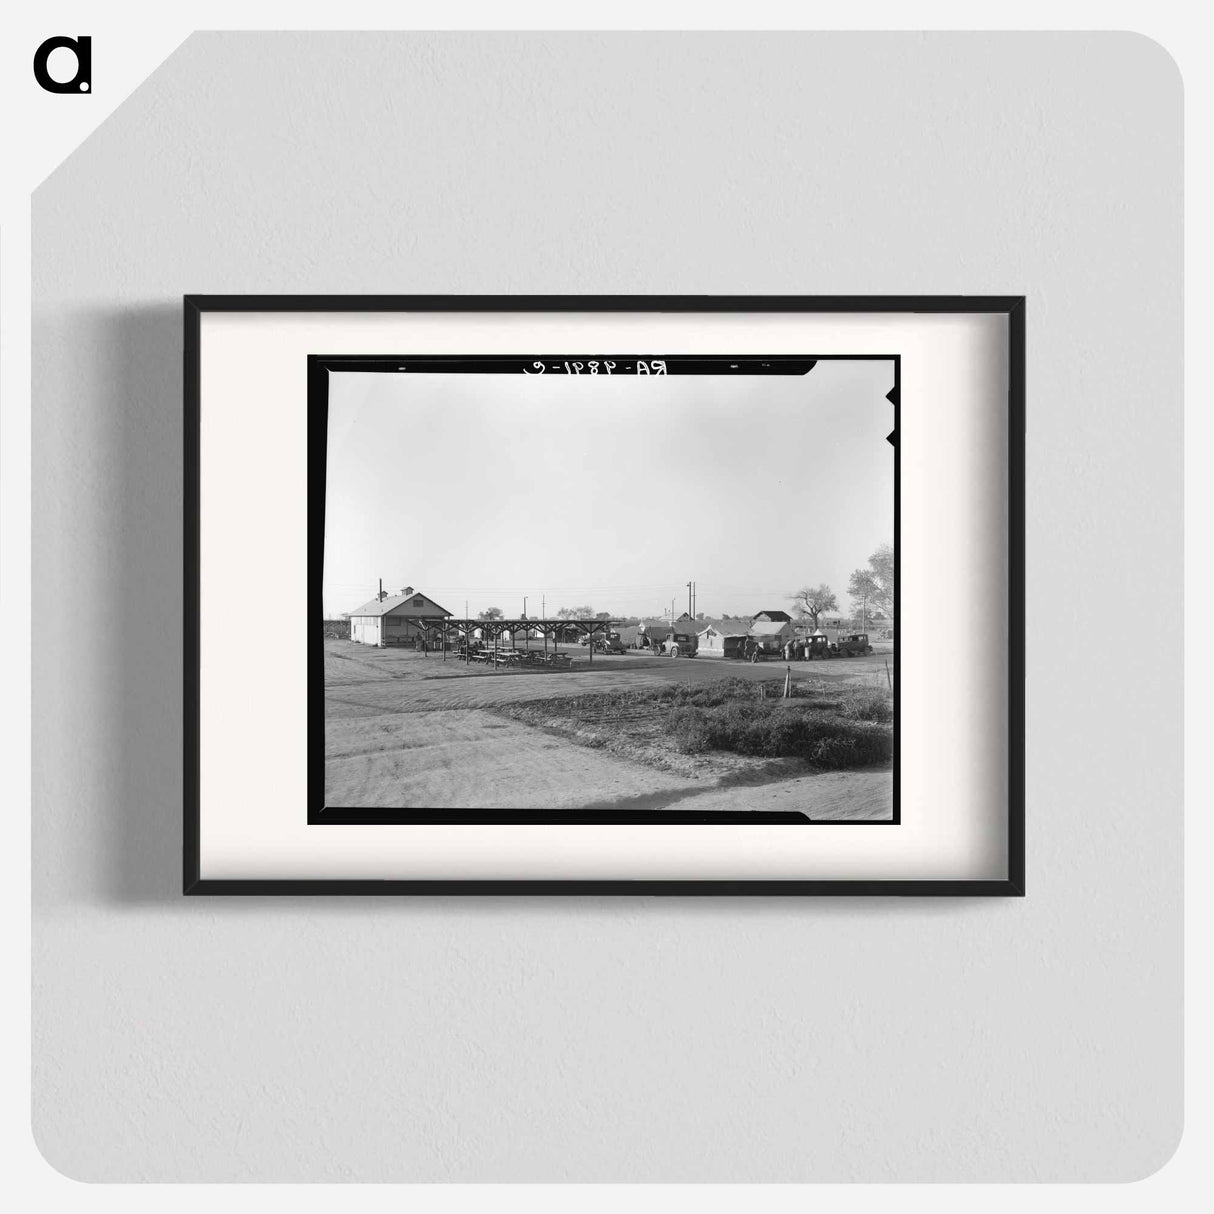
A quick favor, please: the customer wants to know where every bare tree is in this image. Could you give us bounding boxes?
[790,583,838,630]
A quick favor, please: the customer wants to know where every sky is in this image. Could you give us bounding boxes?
[322,361,895,621]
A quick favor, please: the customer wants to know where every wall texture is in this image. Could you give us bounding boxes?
[32,32,1182,1181]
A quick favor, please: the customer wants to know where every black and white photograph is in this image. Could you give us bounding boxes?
[316,355,898,824]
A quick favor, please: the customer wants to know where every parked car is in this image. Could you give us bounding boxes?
[835,633,873,657]
[660,633,697,658]
[741,635,788,662]
[798,635,835,660]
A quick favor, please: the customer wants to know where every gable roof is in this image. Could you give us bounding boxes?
[695,616,750,637]
[750,619,791,636]
[753,609,792,622]
[697,624,748,640]
[349,590,452,618]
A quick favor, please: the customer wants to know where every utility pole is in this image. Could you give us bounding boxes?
[687,581,692,620]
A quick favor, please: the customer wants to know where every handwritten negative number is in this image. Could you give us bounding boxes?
[522,359,666,375]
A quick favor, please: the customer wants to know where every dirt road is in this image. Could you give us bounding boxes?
[326,709,704,809]
[323,639,894,818]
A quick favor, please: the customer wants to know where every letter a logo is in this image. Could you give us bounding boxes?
[34,36,92,94]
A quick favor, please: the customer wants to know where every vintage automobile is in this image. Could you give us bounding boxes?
[592,630,626,654]
[835,633,874,657]
[798,635,835,660]
[741,635,793,663]
[661,628,699,658]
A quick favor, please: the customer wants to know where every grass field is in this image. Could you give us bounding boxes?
[324,639,895,818]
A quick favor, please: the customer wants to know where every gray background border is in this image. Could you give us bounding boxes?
[32,32,1181,1181]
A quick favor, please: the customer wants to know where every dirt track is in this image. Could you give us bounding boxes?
[326,709,703,809]
[324,639,894,818]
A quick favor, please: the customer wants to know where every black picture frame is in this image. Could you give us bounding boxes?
[184,295,1025,896]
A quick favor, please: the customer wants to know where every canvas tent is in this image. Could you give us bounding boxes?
[696,624,748,658]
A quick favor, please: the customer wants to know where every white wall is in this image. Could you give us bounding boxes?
[31,31,1182,1182]
[350,617,381,645]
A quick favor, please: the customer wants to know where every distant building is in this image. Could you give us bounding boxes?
[696,624,748,659]
[749,618,793,645]
[347,586,452,647]
[753,609,793,624]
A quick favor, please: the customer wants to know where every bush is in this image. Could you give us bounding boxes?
[514,676,893,771]
[667,707,711,754]
[838,688,894,724]
[664,701,892,769]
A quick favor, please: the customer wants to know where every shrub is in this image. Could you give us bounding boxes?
[662,701,892,769]
[668,707,711,753]
[512,676,893,771]
[838,688,894,724]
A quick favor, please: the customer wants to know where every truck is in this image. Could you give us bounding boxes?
[592,630,625,654]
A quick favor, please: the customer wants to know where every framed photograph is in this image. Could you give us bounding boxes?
[185,296,1024,894]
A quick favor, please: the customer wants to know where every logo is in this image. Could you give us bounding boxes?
[33,35,91,94]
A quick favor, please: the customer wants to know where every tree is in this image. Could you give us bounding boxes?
[847,568,880,628]
[478,606,504,621]
[848,543,894,627]
[790,583,838,630]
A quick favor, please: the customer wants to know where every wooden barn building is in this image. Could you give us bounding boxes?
[348,586,452,647]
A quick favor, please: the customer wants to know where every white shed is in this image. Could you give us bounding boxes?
[696,624,748,658]
[347,586,452,647]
